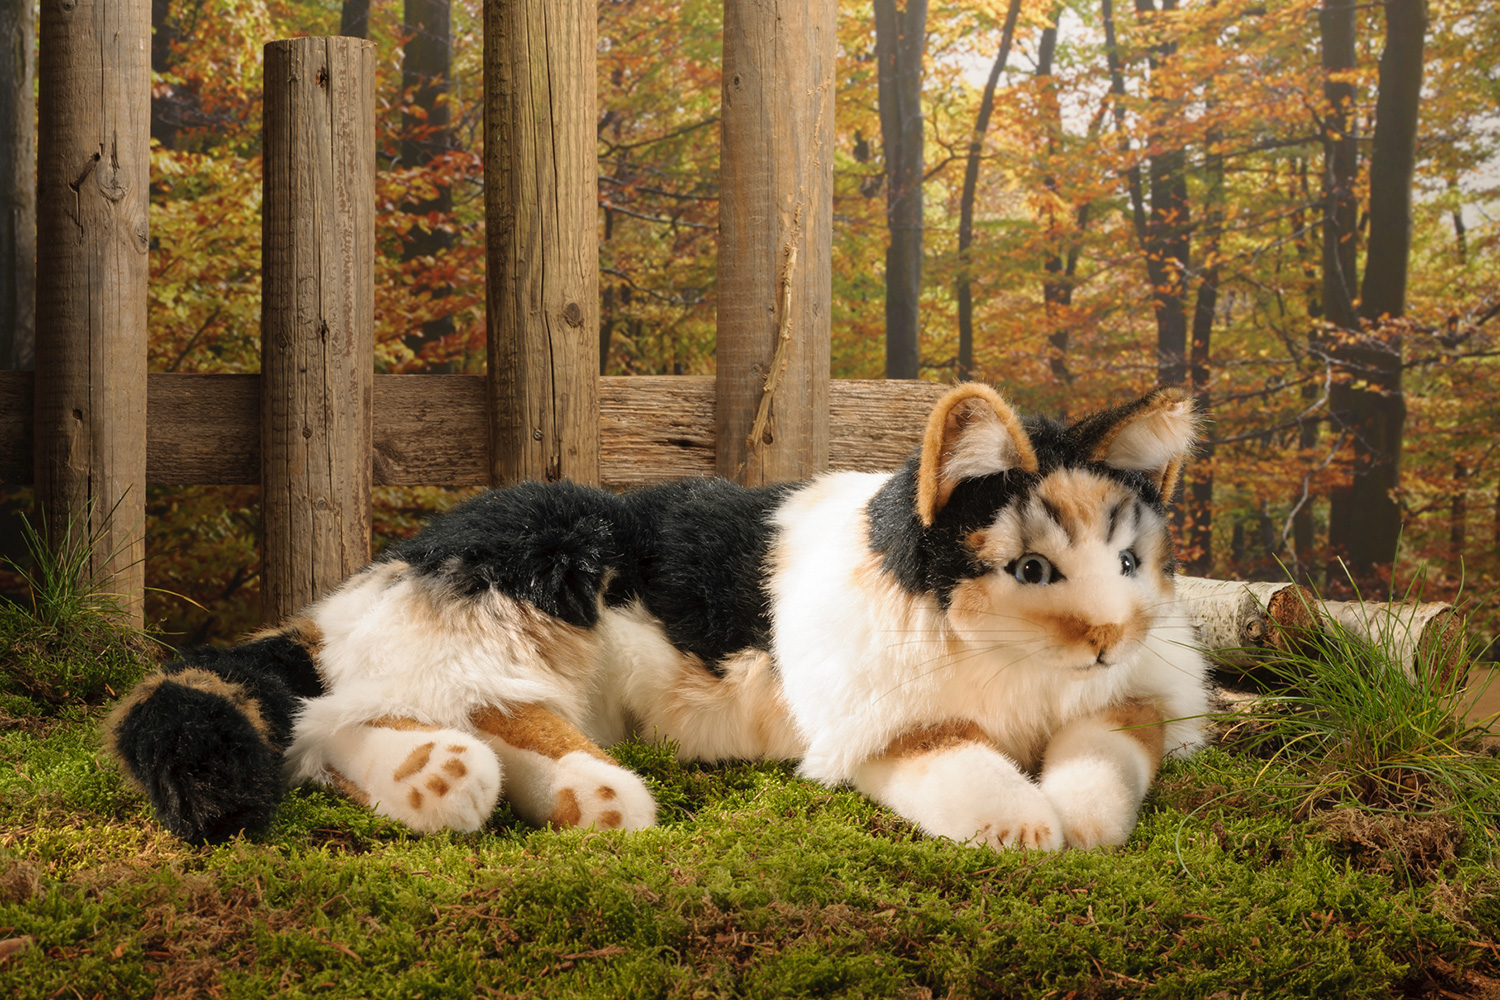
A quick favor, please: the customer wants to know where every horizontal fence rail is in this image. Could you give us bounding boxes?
[0,372,946,491]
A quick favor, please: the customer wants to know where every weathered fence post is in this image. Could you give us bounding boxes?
[33,0,150,622]
[1,0,36,373]
[716,0,835,485]
[260,37,376,623]
[484,0,600,487]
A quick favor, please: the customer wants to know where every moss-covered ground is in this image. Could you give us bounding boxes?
[2,709,1498,1000]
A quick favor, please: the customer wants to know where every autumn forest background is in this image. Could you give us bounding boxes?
[1,0,1497,649]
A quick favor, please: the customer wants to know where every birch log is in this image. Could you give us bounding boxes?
[1319,599,1467,685]
[1173,577,1321,670]
[1175,575,1468,686]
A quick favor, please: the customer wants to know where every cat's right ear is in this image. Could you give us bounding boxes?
[916,383,1038,527]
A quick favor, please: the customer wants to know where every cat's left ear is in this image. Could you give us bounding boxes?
[1078,386,1199,501]
[916,383,1039,527]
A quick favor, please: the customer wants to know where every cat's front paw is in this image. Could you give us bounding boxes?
[1040,759,1142,849]
[952,783,1065,851]
[856,742,1065,851]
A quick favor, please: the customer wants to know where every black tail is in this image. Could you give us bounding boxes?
[104,631,325,843]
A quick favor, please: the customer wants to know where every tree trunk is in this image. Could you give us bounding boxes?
[1291,160,1321,577]
[1359,0,1425,325]
[0,0,35,372]
[954,0,1021,382]
[1318,0,1359,332]
[1184,127,1222,576]
[873,0,925,379]
[35,0,151,622]
[340,0,370,38]
[1175,576,1321,671]
[1134,0,1189,388]
[1177,576,1467,688]
[1036,9,1086,390]
[1327,0,1425,578]
[400,0,455,368]
[1102,0,1148,248]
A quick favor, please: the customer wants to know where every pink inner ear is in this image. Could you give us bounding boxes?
[917,384,1037,527]
[1098,401,1197,474]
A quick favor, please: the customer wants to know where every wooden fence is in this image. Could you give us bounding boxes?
[0,1,946,627]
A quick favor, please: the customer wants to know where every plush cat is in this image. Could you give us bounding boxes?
[106,382,1209,851]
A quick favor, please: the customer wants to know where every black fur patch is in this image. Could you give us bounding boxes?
[382,478,795,671]
[111,678,286,843]
[163,636,324,747]
[867,458,1026,606]
[382,481,631,629]
[618,479,798,673]
[867,414,1174,604]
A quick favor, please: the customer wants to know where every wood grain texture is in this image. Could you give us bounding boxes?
[484,0,599,487]
[0,369,28,483]
[33,0,150,622]
[260,37,376,623]
[715,0,835,485]
[0,0,36,372]
[2,374,948,489]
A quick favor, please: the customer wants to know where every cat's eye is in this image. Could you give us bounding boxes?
[1009,554,1055,586]
[1120,549,1139,576]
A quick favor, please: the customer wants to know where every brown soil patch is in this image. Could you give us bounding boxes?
[1318,809,1463,887]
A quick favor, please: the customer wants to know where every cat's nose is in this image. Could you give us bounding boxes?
[1083,622,1124,656]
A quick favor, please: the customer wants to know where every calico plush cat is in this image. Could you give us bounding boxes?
[106,382,1210,851]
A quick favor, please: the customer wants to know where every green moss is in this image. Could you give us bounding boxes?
[2,715,1497,999]
[0,598,159,712]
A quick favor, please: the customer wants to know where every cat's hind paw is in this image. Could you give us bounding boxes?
[543,751,657,832]
[326,725,503,834]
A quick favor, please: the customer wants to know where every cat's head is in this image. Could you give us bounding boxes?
[869,382,1199,672]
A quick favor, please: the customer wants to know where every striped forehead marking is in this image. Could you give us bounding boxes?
[1032,470,1141,545]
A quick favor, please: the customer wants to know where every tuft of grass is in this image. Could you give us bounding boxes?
[1215,577,1500,846]
[0,504,159,713]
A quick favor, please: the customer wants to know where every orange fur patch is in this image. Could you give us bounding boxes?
[369,716,441,733]
[1037,613,1142,655]
[1034,473,1119,542]
[596,785,617,801]
[392,742,436,782]
[598,811,623,830]
[875,720,995,760]
[442,757,468,779]
[425,775,451,797]
[325,767,371,807]
[550,788,583,827]
[408,788,424,811]
[472,704,612,763]
[1106,699,1166,769]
